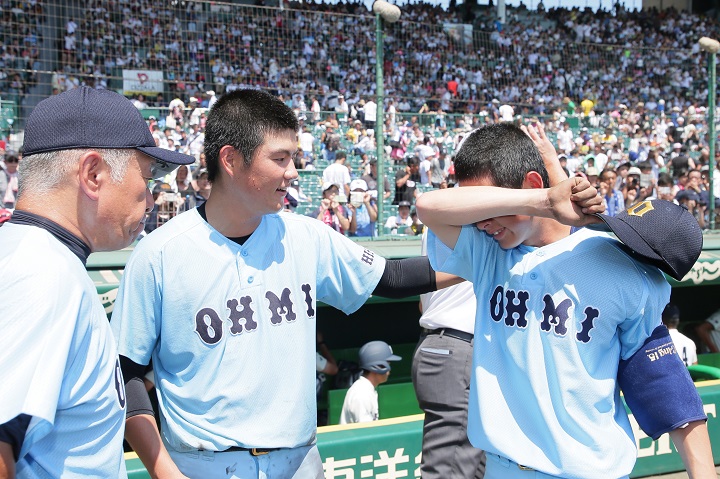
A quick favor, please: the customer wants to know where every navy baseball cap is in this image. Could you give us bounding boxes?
[587,199,702,281]
[22,87,194,178]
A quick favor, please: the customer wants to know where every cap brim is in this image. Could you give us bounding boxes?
[388,354,402,361]
[137,146,195,179]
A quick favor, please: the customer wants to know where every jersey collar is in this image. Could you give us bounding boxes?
[9,210,92,264]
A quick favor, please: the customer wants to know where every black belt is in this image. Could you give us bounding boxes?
[423,327,474,343]
[223,447,282,456]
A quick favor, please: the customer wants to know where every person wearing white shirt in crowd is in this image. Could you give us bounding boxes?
[299,125,316,163]
[415,137,436,187]
[188,97,204,126]
[499,103,514,122]
[419,156,432,186]
[556,121,574,154]
[132,94,148,110]
[386,99,397,129]
[311,96,322,122]
[385,201,414,234]
[322,151,351,197]
[186,124,205,161]
[696,307,720,354]
[206,90,218,110]
[364,98,377,129]
[335,95,349,124]
[339,341,401,424]
[663,304,697,366]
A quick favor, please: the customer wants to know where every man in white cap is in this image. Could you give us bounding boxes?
[188,96,203,126]
[335,94,349,125]
[206,90,218,110]
[347,178,377,237]
[339,341,401,424]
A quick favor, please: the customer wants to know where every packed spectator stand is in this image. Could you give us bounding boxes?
[1,0,720,234]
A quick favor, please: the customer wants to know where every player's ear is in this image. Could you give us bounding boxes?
[522,171,545,190]
[78,150,105,201]
[218,145,244,178]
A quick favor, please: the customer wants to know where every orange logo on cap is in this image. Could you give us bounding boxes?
[626,201,654,217]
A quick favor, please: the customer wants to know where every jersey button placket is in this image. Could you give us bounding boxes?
[530,251,545,281]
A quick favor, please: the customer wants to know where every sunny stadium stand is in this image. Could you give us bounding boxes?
[0,0,719,233]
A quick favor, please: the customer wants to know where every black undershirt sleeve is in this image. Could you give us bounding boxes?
[0,414,31,461]
[119,355,155,419]
[372,256,437,299]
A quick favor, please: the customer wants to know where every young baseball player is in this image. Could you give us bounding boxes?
[416,123,713,479]
[412,126,570,479]
[111,89,455,479]
[0,88,194,478]
[339,341,401,424]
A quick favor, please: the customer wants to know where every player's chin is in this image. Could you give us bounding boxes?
[497,236,521,250]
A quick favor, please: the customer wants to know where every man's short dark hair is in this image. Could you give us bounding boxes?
[407,156,419,167]
[336,151,347,160]
[204,89,298,182]
[454,123,550,188]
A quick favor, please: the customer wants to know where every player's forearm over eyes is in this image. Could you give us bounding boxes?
[415,186,547,249]
[126,415,187,479]
[669,420,716,479]
[0,441,14,479]
[416,187,546,228]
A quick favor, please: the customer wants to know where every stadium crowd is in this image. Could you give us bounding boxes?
[2,0,720,234]
[8,0,718,118]
[2,87,718,237]
[0,0,43,104]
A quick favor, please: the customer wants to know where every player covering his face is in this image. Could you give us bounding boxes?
[416,123,713,479]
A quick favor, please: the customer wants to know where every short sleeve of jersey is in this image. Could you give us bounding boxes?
[0,273,79,443]
[314,225,385,314]
[427,225,485,281]
[110,240,163,365]
[614,252,671,360]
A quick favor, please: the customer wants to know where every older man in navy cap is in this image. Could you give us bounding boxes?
[0,87,193,478]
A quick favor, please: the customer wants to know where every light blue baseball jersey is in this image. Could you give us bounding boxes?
[0,223,127,479]
[428,226,669,479]
[111,209,385,451]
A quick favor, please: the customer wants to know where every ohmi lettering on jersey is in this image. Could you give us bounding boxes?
[489,285,599,342]
[194,284,314,345]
